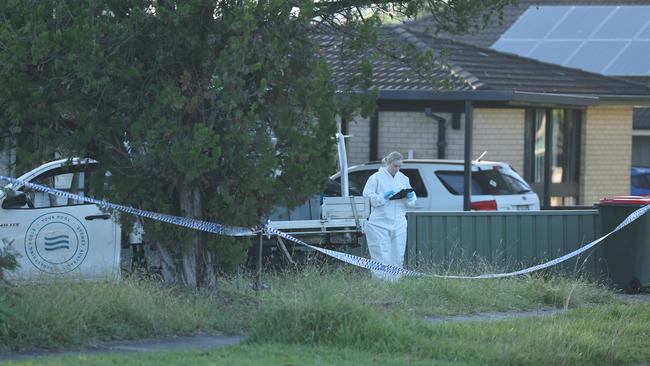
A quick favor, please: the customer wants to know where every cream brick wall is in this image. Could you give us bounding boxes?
[347,109,525,171]
[377,111,438,161]
[472,109,525,173]
[347,115,371,165]
[581,106,633,205]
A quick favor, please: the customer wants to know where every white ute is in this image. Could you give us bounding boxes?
[0,158,121,280]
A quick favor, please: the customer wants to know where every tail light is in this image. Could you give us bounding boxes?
[471,200,497,211]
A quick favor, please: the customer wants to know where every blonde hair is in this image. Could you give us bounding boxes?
[382,151,403,165]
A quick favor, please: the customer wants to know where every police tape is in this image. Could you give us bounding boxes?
[0,176,258,237]
[3,174,649,279]
[266,202,650,279]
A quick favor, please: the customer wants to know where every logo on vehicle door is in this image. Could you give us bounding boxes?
[24,212,89,274]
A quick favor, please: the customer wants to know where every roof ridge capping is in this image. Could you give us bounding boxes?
[387,25,485,90]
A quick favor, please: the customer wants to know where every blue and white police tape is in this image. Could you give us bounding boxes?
[265,203,650,279]
[0,175,257,237]
[5,173,650,279]
[264,225,425,277]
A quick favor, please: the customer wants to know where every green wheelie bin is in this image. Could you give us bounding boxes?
[597,196,650,293]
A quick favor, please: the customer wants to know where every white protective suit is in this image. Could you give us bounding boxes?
[362,167,417,281]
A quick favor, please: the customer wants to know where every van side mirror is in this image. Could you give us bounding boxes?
[2,192,28,209]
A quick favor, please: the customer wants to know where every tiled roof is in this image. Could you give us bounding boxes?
[314,32,471,91]
[316,26,650,97]
[405,0,650,48]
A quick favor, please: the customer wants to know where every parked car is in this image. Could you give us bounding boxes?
[631,166,650,196]
[330,159,540,211]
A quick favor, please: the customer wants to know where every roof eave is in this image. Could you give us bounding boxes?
[596,95,650,106]
[377,90,599,107]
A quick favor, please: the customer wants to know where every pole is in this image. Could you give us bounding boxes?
[337,132,349,197]
[463,101,473,211]
[256,233,262,292]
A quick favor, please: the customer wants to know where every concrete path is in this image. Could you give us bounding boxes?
[0,334,246,362]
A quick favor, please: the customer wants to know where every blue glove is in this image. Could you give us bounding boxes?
[383,190,396,199]
[406,191,415,200]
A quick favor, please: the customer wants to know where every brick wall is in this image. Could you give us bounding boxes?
[581,106,633,205]
[347,109,525,171]
[471,109,525,173]
[347,115,371,165]
[377,111,438,161]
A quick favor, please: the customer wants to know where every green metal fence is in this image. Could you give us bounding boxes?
[406,210,601,274]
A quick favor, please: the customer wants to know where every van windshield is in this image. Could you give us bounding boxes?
[436,169,532,196]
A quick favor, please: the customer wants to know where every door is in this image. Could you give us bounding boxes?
[1,163,120,280]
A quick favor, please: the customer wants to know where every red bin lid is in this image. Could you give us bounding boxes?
[598,196,650,205]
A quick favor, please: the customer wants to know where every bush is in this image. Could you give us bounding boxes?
[0,244,19,281]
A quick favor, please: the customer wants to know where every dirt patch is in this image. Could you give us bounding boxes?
[425,308,562,324]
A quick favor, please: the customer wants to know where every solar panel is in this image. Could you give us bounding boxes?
[548,7,611,39]
[569,41,626,73]
[492,6,650,76]
[529,41,582,65]
[606,41,650,75]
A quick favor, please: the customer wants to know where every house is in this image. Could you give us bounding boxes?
[319,24,650,208]
[406,1,650,168]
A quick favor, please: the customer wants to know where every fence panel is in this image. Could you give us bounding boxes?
[406,210,601,274]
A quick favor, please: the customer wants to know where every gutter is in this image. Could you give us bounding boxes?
[377,90,599,106]
[595,95,650,106]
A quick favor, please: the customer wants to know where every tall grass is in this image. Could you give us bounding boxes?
[0,264,622,354]
[250,271,649,365]
[0,278,253,352]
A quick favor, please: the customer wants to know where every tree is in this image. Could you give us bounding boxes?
[0,0,514,288]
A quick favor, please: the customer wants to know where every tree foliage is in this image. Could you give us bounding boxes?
[0,0,513,287]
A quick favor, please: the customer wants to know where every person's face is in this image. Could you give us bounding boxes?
[386,160,402,176]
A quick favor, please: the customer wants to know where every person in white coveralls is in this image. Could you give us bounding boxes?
[362,151,417,281]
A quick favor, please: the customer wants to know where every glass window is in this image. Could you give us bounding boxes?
[21,168,93,209]
[632,174,650,189]
[401,169,428,198]
[435,171,483,195]
[435,170,530,196]
[347,170,375,196]
[525,109,582,207]
[334,168,428,198]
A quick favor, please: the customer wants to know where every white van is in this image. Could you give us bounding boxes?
[330,160,540,211]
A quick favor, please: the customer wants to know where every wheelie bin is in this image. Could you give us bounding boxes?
[596,196,650,293]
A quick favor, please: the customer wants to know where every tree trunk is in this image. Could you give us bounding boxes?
[157,185,219,289]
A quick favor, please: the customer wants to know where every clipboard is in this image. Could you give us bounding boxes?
[389,188,414,200]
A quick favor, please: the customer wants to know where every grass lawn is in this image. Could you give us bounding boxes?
[4,303,650,366]
[1,266,648,365]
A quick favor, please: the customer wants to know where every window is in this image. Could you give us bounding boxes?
[436,170,531,196]
[335,168,428,197]
[524,109,582,207]
[347,170,375,196]
[20,167,94,209]
[401,169,428,198]
[632,174,650,189]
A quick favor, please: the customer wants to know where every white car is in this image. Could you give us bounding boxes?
[330,159,540,211]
